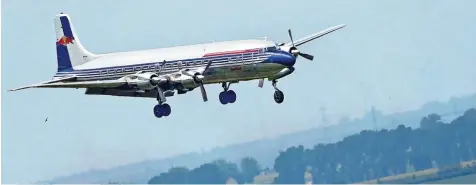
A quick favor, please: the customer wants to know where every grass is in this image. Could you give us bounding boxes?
[359,160,476,184]
[250,160,476,184]
[423,173,476,184]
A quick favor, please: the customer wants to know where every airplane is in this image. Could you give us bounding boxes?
[8,13,346,118]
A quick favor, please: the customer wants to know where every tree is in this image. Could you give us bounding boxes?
[273,145,306,184]
[271,109,476,183]
[188,163,229,184]
[240,156,262,183]
[147,108,476,184]
[420,113,443,130]
[213,159,244,184]
[148,166,190,184]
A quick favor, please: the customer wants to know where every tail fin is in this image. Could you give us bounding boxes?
[54,13,98,72]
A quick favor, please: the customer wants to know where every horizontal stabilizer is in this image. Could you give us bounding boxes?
[8,76,126,91]
[8,75,77,91]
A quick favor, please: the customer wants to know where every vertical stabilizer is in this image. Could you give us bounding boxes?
[54,13,98,72]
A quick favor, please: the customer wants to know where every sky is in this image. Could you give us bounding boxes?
[2,0,476,183]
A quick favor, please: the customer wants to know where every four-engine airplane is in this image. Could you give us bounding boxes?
[8,13,346,118]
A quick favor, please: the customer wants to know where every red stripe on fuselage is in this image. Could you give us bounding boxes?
[203,48,260,57]
[231,66,242,71]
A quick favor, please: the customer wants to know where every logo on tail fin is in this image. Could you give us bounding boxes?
[56,36,75,46]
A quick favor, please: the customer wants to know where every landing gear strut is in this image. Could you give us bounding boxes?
[153,87,172,118]
[219,82,237,105]
[272,80,284,104]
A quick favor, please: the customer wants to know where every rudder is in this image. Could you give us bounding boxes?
[55,13,98,72]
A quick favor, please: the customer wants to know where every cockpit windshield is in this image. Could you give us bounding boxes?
[265,44,280,52]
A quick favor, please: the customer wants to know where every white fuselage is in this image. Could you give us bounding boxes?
[53,39,293,85]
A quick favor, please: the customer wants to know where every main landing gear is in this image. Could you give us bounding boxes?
[153,87,172,118]
[272,80,284,104]
[219,82,237,105]
[153,103,171,118]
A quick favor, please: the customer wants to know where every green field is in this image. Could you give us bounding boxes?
[251,160,476,184]
[423,173,476,184]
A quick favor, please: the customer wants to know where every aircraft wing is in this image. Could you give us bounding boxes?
[84,87,157,98]
[8,76,126,91]
[285,24,347,47]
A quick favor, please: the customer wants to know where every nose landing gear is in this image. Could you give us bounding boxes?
[272,80,284,104]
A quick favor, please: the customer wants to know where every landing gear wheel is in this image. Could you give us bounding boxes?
[219,82,237,105]
[153,103,172,118]
[219,91,228,105]
[154,104,164,118]
[162,104,171,116]
[219,90,237,105]
[274,90,284,104]
[226,90,236,103]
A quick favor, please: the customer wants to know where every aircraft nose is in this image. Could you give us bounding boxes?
[267,52,296,67]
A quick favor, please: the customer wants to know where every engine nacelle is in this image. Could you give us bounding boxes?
[269,67,295,80]
[125,72,163,90]
[168,73,201,89]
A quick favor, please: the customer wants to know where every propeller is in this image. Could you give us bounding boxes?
[149,60,167,86]
[286,29,314,61]
[181,60,213,102]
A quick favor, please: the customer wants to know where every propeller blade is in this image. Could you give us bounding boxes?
[299,53,314,61]
[156,86,167,103]
[288,29,295,47]
[199,83,208,102]
[202,60,213,74]
[258,79,264,88]
[157,60,167,75]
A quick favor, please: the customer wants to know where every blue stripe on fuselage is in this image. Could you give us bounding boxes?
[54,49,294,81]
[262,50,296,67]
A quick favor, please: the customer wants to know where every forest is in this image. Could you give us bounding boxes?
[148,108,476,184]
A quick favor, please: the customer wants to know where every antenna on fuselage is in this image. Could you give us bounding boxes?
[260,36,268,41]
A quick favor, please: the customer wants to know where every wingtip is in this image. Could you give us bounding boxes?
[7,86,32,92]
[337,24,347,28]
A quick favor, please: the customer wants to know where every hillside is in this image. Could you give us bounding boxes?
[44,93,476,183]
